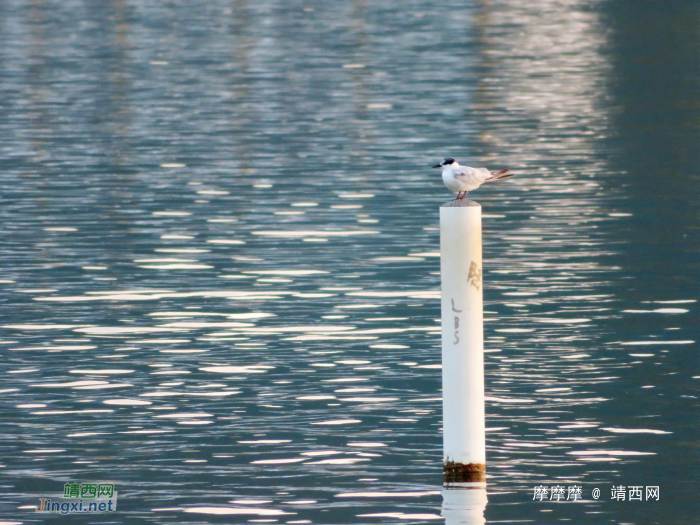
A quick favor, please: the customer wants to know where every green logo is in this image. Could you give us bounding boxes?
[63,483,114,499]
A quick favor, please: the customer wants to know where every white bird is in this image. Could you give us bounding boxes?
[433,158,513,200]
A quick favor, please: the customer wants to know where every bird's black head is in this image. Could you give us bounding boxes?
[432,157,456,168]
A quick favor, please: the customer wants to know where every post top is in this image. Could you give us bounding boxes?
[441,199,480,208]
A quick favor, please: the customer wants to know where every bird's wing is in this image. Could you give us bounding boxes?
[452,166,474,178]
[454,166,491,183]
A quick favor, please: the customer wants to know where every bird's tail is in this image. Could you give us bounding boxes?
[486,169,514,181]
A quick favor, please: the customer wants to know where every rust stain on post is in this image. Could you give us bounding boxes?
[443,460,486,483]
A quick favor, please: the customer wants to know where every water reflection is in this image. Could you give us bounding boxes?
[442,485,487,525]
[0,0,696,522]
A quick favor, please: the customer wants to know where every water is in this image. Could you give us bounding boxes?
[1,0,699,523]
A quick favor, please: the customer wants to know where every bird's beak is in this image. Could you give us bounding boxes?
[432,164,442,169]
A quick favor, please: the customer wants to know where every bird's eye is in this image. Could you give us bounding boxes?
[443,158,455,165]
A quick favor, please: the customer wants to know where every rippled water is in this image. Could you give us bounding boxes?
[1,0,699,523]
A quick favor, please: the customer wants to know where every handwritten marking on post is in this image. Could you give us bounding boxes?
[452,298,461,345]
[467,261,482,291]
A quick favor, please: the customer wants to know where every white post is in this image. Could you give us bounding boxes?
[440,199,486,483]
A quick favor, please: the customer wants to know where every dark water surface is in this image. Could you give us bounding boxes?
[1,0,699,523]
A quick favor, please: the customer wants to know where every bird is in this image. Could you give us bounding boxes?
[433,158,513,200]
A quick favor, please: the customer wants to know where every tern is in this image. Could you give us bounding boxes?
[433,158,513,200]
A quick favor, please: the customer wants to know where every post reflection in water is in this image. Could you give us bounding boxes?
[442,483,487,525]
